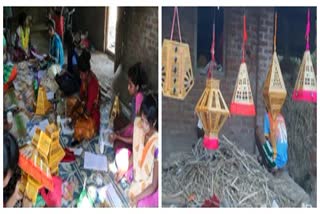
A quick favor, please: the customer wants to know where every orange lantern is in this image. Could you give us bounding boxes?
[195,22,229,150]
[230,15,256,116]
[292,9,317,103]
[263,13,287,120]
[162,7,194,100]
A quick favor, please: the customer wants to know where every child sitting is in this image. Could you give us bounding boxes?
[110,62,147,182]
[3,132,32,207]
[255,110,288,174]
[128,93,158,207]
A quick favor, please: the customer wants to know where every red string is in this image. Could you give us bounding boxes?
[305,9,311,50]
[208,23,216,79]
[242,15,247,63]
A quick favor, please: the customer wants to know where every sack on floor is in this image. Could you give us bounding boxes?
[55,71,80,96]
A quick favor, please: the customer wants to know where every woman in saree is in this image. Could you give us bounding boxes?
[13,12,31,62]
[128,93,158,207]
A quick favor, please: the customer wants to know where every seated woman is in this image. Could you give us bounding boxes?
[47,19,64,68]
[13,12,31,62]
[128,93,158,207]
[109,63,146,182]
[4,132,32,207]
[70,49,100,142]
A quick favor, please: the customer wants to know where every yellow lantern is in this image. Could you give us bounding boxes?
[162,7,194,100]
[195,77,230,150]
[195,18,229,150]
[35,86,52,115]
[263,13,287,120]
[292,9,317,103]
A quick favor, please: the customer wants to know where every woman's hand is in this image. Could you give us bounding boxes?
[22,197,33,207]
[130,196,138,207]
[109,133,118,143]
[13,181,23,202]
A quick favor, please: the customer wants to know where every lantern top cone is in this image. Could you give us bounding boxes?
[35,86,52,115]
[292,9,317,103]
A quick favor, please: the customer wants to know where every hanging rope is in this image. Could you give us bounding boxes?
[242,14,248,63]
[170,7,182,42]
[305,9,311,50]
[273,12,278,52]
[208,8,216,79]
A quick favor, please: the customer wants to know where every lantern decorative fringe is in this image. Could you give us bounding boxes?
[292,9,317,103]
[162,7,194,100]
[162,39,194,100]
[19,123,65,204]
[230,62,256,116]
[263,51,287,120]
[195,79,230,150]
[35,86,52,115]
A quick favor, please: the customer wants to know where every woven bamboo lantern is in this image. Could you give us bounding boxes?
[19,123,65,204]
[292,9,317,103]
[230,15,256,116]
[195,22,229,150]
[263,13,287,120]
[162,7,194,100]
[110,95,121,122]
[35,86,52,115]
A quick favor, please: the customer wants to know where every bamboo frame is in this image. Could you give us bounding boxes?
[195,79,229,139]
[162,39,194,100]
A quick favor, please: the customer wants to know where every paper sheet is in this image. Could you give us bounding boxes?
[31,50,45,61]
[98,184,122,207]
[84,152,108,172]
[46,91,54,100]
[39,119,49,131]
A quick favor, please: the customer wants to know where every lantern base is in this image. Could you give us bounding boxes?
[203,136,219,150]
[292,90,317,103]
[230,102,256,116]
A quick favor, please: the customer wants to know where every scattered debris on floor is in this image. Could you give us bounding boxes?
[162,135,311,207]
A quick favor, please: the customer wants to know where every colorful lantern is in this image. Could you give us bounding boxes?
[195,21,229,150]
[263,13,287,120]
[162,7,194,100]
[230,15,256,116]
[292,9,317,103]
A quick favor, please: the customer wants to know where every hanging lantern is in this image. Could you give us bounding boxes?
[162,7,194,100]
[292,9,317,103]
[195,18,229,150]
[230,15,256,116]
[35,86,52,115]
[263,13,287,120]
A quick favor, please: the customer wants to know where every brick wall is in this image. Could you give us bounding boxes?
[114,7,158,106]
[162,7,275,157]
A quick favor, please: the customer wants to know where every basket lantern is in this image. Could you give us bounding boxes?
[195,18,229,150]
[230,15,256,116]
[35,86,52,115]
[162,7,194,100]
[263,13,287,120]
[292,9,317,103]
[195,78,230,150]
